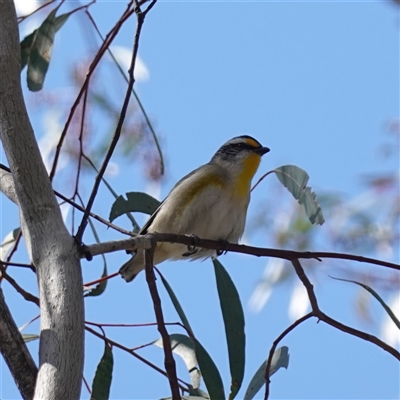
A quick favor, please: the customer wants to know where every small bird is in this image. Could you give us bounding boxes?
[119,135,270,282]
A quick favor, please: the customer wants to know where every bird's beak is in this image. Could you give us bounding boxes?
[255,146,270,156]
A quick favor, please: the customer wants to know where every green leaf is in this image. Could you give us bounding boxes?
[158,273,193,335]
[274,165,325,225]
[85,218,108,297]
[154,333,200,389]
[213,259,245,400]
[193,338,225,400]
[20,31,36,71]
[159,273,224,399]
[22,333,40,343]
[109,192,161,223]
[91,342,113,400]
[330,276,400,330]
[0,227,21,260]
[243,346,290,400]
[26,9,70,91]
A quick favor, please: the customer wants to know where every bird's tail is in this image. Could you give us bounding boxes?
[119,250,146,282]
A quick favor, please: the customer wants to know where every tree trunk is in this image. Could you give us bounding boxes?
[0,1,84,399]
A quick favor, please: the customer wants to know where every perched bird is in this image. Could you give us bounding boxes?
[119,135,270,282]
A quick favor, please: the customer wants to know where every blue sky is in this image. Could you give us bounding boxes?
[1,1,399,399]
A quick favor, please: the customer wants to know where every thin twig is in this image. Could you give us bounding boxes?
[1,261,35,270]
[264,313,313,399]
[85,325,189,391]
[0,264,39,307]
[17,0,56,23]
[85,8,164,175]
[144,241,180,400]
[0,163,133,237]
[290,259,400,361]
[49,3,136,180]
[76,2,155,241]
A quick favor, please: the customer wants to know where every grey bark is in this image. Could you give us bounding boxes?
[0,288,38,400]
[0,2,84,399]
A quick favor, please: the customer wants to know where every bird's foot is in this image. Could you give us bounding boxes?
[216,239,229,256]
[182,234,200,257]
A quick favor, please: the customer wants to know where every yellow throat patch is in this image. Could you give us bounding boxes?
[235,152,261,197]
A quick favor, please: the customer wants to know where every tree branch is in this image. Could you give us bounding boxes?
[83,233,400,272]
[0,264,39,306]
[0,2,84,398]
[0,288,38,400]
[290,259,400,361]
[264,313,313,399]
[144,242,180,400]
[76,1,157,241]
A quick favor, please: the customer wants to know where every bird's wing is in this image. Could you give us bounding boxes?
[138,166,204,235]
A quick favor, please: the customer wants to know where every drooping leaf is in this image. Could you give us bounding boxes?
[85,218,108,297]
[213,259,245,400]
[188,387,210,398]
[91,342,113,400]
[243,346,290,400]
[274,165,325,225]
[22,334,40,343]
[158,272,193,335]
[26,9,70,91]
[159,273,224,399]
[20,31,36,71]
[0,228,21,261]
[330,276,400,330]
[85,262,108,297]
[154,334,200,389]
[109,192,161,223]
[193,338,225,400]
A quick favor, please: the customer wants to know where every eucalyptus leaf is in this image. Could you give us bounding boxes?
[193,338,225,400]
[22,334,40,343]
[26,9,70,91]
[109,192,161,223]
[330,276,400,330]
[243,346,290,400]
[158,272,193,335]
[0,228,21,260]
[213,259,245,400]
[91,342,113,400]
[159,274,224,399]
[274,165,324,225]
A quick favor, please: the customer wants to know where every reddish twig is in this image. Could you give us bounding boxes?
[0,163,133,237]
[49,2,136,181]
[82,374,92,395]
[85,233,400,272]
[85,325,189,391]
[83,272,118,288]
[264,312,313,399]
[0,264,39,307]
[144,240,180,400]
[17,0,57,23]
[291,259,400,358]
[75,2,154,242]
[1,261,35,270]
